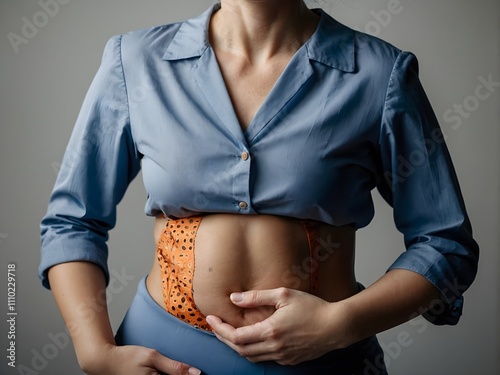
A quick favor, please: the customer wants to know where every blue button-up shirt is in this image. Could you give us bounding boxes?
[40,5,478,325]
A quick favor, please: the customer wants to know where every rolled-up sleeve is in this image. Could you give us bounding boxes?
[39,35,141,289]
[377,51,479,325]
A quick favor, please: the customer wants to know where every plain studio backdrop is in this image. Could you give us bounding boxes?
[0,1,498,374]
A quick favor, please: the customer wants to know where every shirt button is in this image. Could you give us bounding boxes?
[241,151,250,161]
[239,201,248,209]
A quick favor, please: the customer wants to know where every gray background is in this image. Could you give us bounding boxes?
[1,0,498,374]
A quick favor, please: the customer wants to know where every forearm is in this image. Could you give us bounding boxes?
[47,262,116,368]
[337,269,441,347]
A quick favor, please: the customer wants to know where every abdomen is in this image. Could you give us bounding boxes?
[149,214,357,328]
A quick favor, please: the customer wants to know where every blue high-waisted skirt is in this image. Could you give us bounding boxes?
[115,276,388,375]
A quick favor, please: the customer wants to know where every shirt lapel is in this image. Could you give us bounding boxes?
[161,5,356,146]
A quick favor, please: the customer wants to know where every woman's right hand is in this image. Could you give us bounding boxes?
[81,343,201,375]
[47,263,201,374]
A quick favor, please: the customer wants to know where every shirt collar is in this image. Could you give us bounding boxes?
[162,4,355,73]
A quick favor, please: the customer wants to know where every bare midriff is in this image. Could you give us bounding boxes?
[146,214,357,328]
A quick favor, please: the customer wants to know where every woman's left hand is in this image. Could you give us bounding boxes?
[205,288,352,365]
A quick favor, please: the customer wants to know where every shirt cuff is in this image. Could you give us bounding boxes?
[386,244,465,325]
[39,240,109,290]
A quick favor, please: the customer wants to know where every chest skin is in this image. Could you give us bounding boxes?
[212,45,299,132]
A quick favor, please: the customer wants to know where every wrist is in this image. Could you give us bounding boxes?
[323,299,361,350]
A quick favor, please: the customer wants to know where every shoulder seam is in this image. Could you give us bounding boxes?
[116,34,133,137]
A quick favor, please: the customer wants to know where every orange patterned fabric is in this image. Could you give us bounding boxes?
[156,215,322,331]
[156,215,211,330]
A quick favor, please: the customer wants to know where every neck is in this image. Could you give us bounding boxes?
[211,0,319,63]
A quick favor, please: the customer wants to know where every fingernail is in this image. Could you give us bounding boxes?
[230,292,243,303]
[188,367,201,375]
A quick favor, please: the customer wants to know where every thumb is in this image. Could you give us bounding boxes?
[230,288,291,308]
[151,351,201,375]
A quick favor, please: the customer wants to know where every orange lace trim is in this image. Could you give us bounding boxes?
[156,216,210,330]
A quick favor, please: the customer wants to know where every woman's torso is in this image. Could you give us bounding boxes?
[147,214,357,328]
[146,9,360,329]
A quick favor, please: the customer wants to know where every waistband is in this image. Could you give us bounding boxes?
[114,276,388,375]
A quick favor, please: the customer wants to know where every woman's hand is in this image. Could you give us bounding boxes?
[80,343,201,375]
[206,288,353,365]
